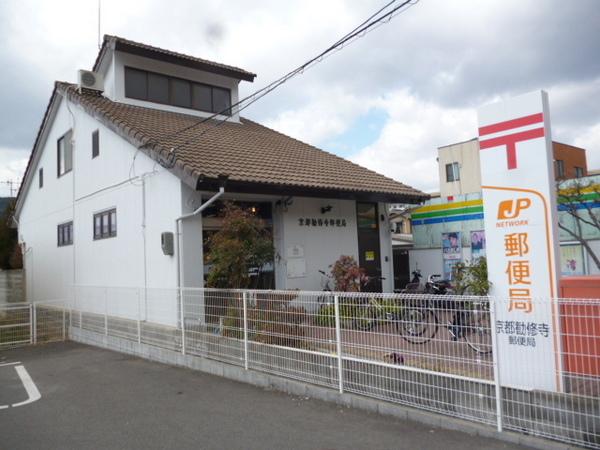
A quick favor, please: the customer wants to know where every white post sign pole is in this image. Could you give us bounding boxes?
[478,90,562,392]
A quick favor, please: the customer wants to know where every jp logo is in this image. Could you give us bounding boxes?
[497,198,531,219]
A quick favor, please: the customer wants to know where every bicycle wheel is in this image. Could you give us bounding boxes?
[398,306,438,344]
[352,304,377,331]
[464,305,492,354]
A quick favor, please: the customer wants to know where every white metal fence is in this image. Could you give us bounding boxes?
[0,300,67,347]
[5,287,600,449]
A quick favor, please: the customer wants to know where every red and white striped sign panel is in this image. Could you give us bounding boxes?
[478,91,562,392]
[479,112,545,170]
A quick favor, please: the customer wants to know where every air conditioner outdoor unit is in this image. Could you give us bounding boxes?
[78,70,104,92]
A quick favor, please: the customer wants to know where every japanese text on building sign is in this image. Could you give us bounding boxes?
[496,320,550,347]
[502,227,533,313]
[298,218,347,227]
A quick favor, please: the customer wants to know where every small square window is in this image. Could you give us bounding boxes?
[192,84,212,112]
[92,130,99,158]
[170,78,191,108]
[212,87,231,115]
[57,221,73,247]
[125,67,147,100]
[556,160,565,179]
[446,162,460,182]
[57,130,73,177]
[148,72,169,104]
[94,209,117,240]
[575,167,584,178]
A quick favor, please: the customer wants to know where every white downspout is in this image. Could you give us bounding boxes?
[175,186,225,291]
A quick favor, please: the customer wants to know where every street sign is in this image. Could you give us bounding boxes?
[478,90,562,391]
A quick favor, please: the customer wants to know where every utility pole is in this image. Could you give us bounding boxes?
[0,180,20,197]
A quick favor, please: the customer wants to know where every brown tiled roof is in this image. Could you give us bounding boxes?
[57,82,425,202]
[94,35,256,82]
[16,81,426,211]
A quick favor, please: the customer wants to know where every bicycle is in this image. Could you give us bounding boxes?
[399,296,492,354]
[351,294,492,354]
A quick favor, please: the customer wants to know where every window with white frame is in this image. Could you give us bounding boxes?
[57,130,73,177]
[93,208,117,240]
[445,162,460,182]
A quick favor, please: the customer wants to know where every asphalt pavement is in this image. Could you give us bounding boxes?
[0,341,530,450]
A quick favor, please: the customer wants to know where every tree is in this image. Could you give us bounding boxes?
[452,257,491,296]
[205,202,274,289]
[330,255,368,292]
[557,179,600,271]
[0,199,20,270]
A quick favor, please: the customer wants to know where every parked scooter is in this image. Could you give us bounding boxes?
[424,274,453,295]
[397,269,424,293]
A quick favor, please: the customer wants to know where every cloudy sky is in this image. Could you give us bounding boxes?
[1,0,599,196]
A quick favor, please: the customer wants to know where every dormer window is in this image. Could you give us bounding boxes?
[124,67,231,115]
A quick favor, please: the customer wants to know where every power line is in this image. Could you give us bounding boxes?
[141,0,420,168]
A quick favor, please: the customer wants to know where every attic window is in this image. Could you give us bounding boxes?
[124,66,231,115]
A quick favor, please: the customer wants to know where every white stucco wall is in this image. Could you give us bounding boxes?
[18,94,182,325]
[274,197,360,291]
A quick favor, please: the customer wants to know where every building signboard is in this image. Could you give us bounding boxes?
[478,90,562,392]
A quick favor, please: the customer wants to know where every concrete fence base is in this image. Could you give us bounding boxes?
[69,326,580,450]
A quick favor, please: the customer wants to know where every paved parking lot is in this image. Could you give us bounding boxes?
[0,342,528,450]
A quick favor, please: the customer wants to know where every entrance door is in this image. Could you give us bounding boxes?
[356,202,382,292]
[393,248,410,290]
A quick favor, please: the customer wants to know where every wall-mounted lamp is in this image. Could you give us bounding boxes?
[321,205,333,214]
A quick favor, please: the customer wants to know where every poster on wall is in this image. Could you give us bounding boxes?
[443,259,460,280]
[442,232,461,279]
[470,230,486,260]
[560,244,585,276]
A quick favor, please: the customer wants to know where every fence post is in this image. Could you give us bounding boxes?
[180,287,186,355]
[29,304,33,344]
[32,303,37,344]
[490,297,503,432]
[104,287,108,336]
[243,291,249,370]
[137,288,142,345]
[334,293,344,394]
[62,302,66,341]
[77,287,82,329]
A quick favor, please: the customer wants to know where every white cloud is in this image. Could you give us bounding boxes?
[349,90,476,192]
[0,0,598,195]
[263,87,375,144]
[574,123,600,171]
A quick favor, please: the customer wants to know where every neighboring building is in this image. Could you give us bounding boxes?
[438,139,588,198]
[14,35,427,309]
[437,139,482,199]
[389,204,417,289]
[410,137,597,281]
